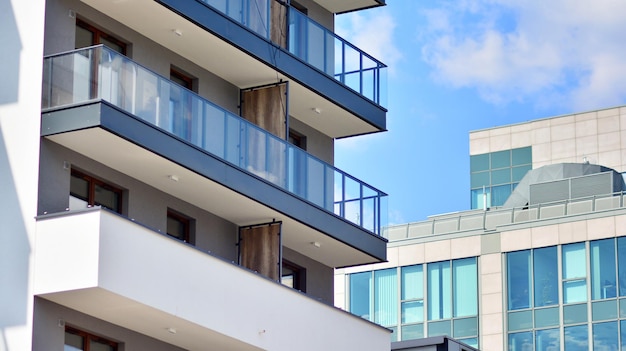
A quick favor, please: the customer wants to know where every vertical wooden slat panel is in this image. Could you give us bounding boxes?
[241,83,287,139]
[239,222,281,281]
[270,0,287,48]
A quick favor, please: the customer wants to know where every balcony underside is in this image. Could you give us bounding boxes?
[34,210,391,351]
[78,0,386,138]
[42,101,387,266]
[314,0,385,14]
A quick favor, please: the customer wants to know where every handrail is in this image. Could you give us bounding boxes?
[197,0,387,107]
[384,191,626,240]
[41,45,387,235]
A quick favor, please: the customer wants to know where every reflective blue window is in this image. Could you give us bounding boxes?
[401,265,423,324]
[470,154,490,172]
[533,246,558,307]
[591,239,617,300]
[453,258,477,317]
[593,321,618,350]
[509,331,533,351]
[564,325,588,351]
[535,328,559,351]
[491,150,511,168]
[563,243,587,304]
[350,272,371,319]
[508,250,531,310]
[617,237,626,297]
[492,184,512,207]
[428,261,451,320]
[374,269,397,327]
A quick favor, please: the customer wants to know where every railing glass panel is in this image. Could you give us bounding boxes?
[42,46,387,235]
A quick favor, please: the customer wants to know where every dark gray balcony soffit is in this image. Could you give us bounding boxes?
[156,0,386,132]
[41,102,387,264]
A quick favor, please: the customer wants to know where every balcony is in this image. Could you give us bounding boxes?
[34,209,391,351]
[197,0,387,107]
[41,46,387,264]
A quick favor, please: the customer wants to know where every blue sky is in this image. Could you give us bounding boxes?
[335,1,626,224]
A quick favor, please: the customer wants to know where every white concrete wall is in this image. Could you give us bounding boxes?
[0,0,46,350]
[469,106,626,173]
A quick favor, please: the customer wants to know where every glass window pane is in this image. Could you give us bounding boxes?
[453,257,477,317]
[508,310,532,331]
[402,265,423,300]
[563,243,587,279]
[564,280,588,304]
[618,237,626,296]
[401,324,424,341]
[350,272,371,320]
[75,25,94,49]
[508,331,533,351]
[491,150,511,168]
[402,301,424,324]
[64,332,84,351]
[564,325,588,351]
[620,320,626,351]
[512,147,532,166]
[534,246,558,307]
[563,303,588,324]
[471,187,490,210]
[94,184,119,212]
[491,184,512,207]
[620,299,626,318]
[591,239,617,300]
[536,328,559,351]
[593,321,618,351]
[374,269,398,327]
[428,320,451,337]
[90,340,115,351]
[470,154,490,172]
[453,317,478,338]
[592,300,618,321]
[535,307,559,328]
[428,261,451,320]
[508,250,531,310]
[70,174,89,201]
[459,338,478,349]
[471,171,490,188]
[512,165,532,182]
[492,168,511,185]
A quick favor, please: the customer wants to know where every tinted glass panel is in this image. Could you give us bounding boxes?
[534,246,558,307]
[492,168,511,185]
[591,239,616,300]
[453,317,477,338]
[453,257,477,317]
[563,303,587,324]
[564,325,588,351]
[512,165,532,182]
[491,184,512,207]
[427,320,451,337]
[471,171,490,188]
[75,25,93,50]
[70,174,89,201]
[508,250,531,310]
[374,269,397,326]
[508,310,532,331]
[402,301,423,324]
[593,321,618,351]
[350,272,371,319]
[491,150,511,168]
[90,340,115,351]
[592,300,618,321]
[401,324,423,341]
[64,332,84,351]
[535,307,559,328]
[470,154,489,172]
[619,237,626,296]
[509,331,533,351]
[563,243,587,303]
[564,280,587,304]
[94,184,119,212]
[535,328,559,351]
[402,265,423,300]
[512,147,532,166]
[428,261,451,320]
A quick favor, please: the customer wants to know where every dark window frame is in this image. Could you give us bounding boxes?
[288,129,307,150]
[70,169,123,214]
[76,18,127,55]
[166,209,192,243]
[282,259,306,292]
[65,326,118,351]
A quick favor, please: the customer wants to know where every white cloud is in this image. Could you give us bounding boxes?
[420,0,626,110]
[336,9,403,74]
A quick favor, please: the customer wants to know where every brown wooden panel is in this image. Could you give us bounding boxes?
[241,83,287,139]
[271,1,287,48]
[239,222,281,281]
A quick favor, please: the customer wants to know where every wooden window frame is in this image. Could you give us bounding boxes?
[65,326,118,351]
[70,169,123,214]
[288,129,307,150]
[170,67,194,91]
[76,18,127,55]
[166,209,192,243]
[282,259,306,292]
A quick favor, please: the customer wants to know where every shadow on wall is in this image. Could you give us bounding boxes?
[0,0,21,104]
[0,125,30,345]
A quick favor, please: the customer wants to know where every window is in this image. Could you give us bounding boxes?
[166,209,192,243]
[65,326,117,351]
[281,259,306,291]
[168,67,195,141]
[288,129,306,150]
[70,170,122,213]
[75,19,126,54]
[348,258,478,346]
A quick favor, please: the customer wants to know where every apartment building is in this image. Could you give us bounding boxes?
[0,0,391,350]
[336,106,626,351]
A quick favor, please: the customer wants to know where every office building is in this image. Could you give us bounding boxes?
[0,0,391,350]
[336,106,626,351]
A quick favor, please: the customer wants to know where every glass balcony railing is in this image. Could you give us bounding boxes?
[197,0,387,107]
[41,46,388,235]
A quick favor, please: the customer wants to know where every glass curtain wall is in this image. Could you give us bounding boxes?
[347,257,478,347]
[506,238,626,351]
